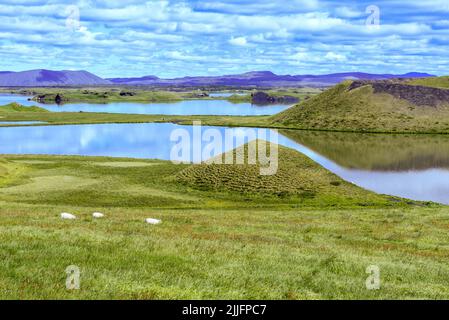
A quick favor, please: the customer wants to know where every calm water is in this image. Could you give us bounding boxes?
[0,93,289,116]
[1,123,449,204]
[0,121,46,125]
[209,92,246,98]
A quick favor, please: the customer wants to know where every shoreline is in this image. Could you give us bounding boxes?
[1,110,449,135]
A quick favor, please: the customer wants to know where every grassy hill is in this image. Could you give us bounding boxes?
[271,80,449,133]
[177,141,389,205]
[407,76,449,89]
[0,102,48,113]
[29,89,183,103]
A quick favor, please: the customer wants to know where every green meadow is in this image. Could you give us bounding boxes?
[1,145,449,299]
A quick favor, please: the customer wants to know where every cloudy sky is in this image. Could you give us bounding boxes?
[1,0,448,78]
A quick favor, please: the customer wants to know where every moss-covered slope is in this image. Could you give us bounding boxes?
[0,103,48,113]
[271,80,449,133]
[176,141,402,206]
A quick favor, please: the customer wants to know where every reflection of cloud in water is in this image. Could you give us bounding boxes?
[80,128,97,148]
[342,169,449,204]
[1,123,449,204]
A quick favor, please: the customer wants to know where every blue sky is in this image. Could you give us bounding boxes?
[0,0,448,77]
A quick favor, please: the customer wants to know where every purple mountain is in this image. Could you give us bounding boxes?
[0,69,435,87]
[107,75,160,84]
[108,71,435,87]
[0,69,111,86]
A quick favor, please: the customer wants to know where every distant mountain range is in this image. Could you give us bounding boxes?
[108,71,435,87]
[0,69,110,86]
[0,69,435,87]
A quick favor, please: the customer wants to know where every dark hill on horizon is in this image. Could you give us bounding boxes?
[0,69,111,87]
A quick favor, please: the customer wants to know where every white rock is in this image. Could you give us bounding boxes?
[92,212,104,218]
[61,212,76,220]
[145,218,162,225]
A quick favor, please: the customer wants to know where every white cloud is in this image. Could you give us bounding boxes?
[335,6,363,18]
[0,0,447,77]
[325,52,347,62]
[229,36,248,46]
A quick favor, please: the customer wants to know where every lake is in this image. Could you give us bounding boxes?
[0,122,449,204]
[0,121,46,125]
[209,92,246,97]
[0,93,290,116]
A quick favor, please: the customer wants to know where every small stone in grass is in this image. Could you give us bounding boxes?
[92,212,104,218]
[146,218,161,225]
[61,212,76,220]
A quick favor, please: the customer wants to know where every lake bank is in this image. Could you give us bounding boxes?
[4,107,449,135]
[1,122,449,204]
[0,93,291,116]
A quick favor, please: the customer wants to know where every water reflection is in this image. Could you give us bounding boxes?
[279,130,449,204]
[0,123,448,204]
[0,121,46,125]
[281,130,449,171]
[0,93,289,116]
[208,92,245,98]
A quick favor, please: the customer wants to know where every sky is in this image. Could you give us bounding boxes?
[0,0,448,78]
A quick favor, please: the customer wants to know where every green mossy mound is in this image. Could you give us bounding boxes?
[0,103,48,113]
[177,142,360,197]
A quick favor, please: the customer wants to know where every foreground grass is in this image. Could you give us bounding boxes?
[2,88,184,103]
[0,149,448,299]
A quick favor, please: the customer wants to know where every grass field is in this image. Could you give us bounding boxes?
[408,76,449,89]
[1,144,449,299]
